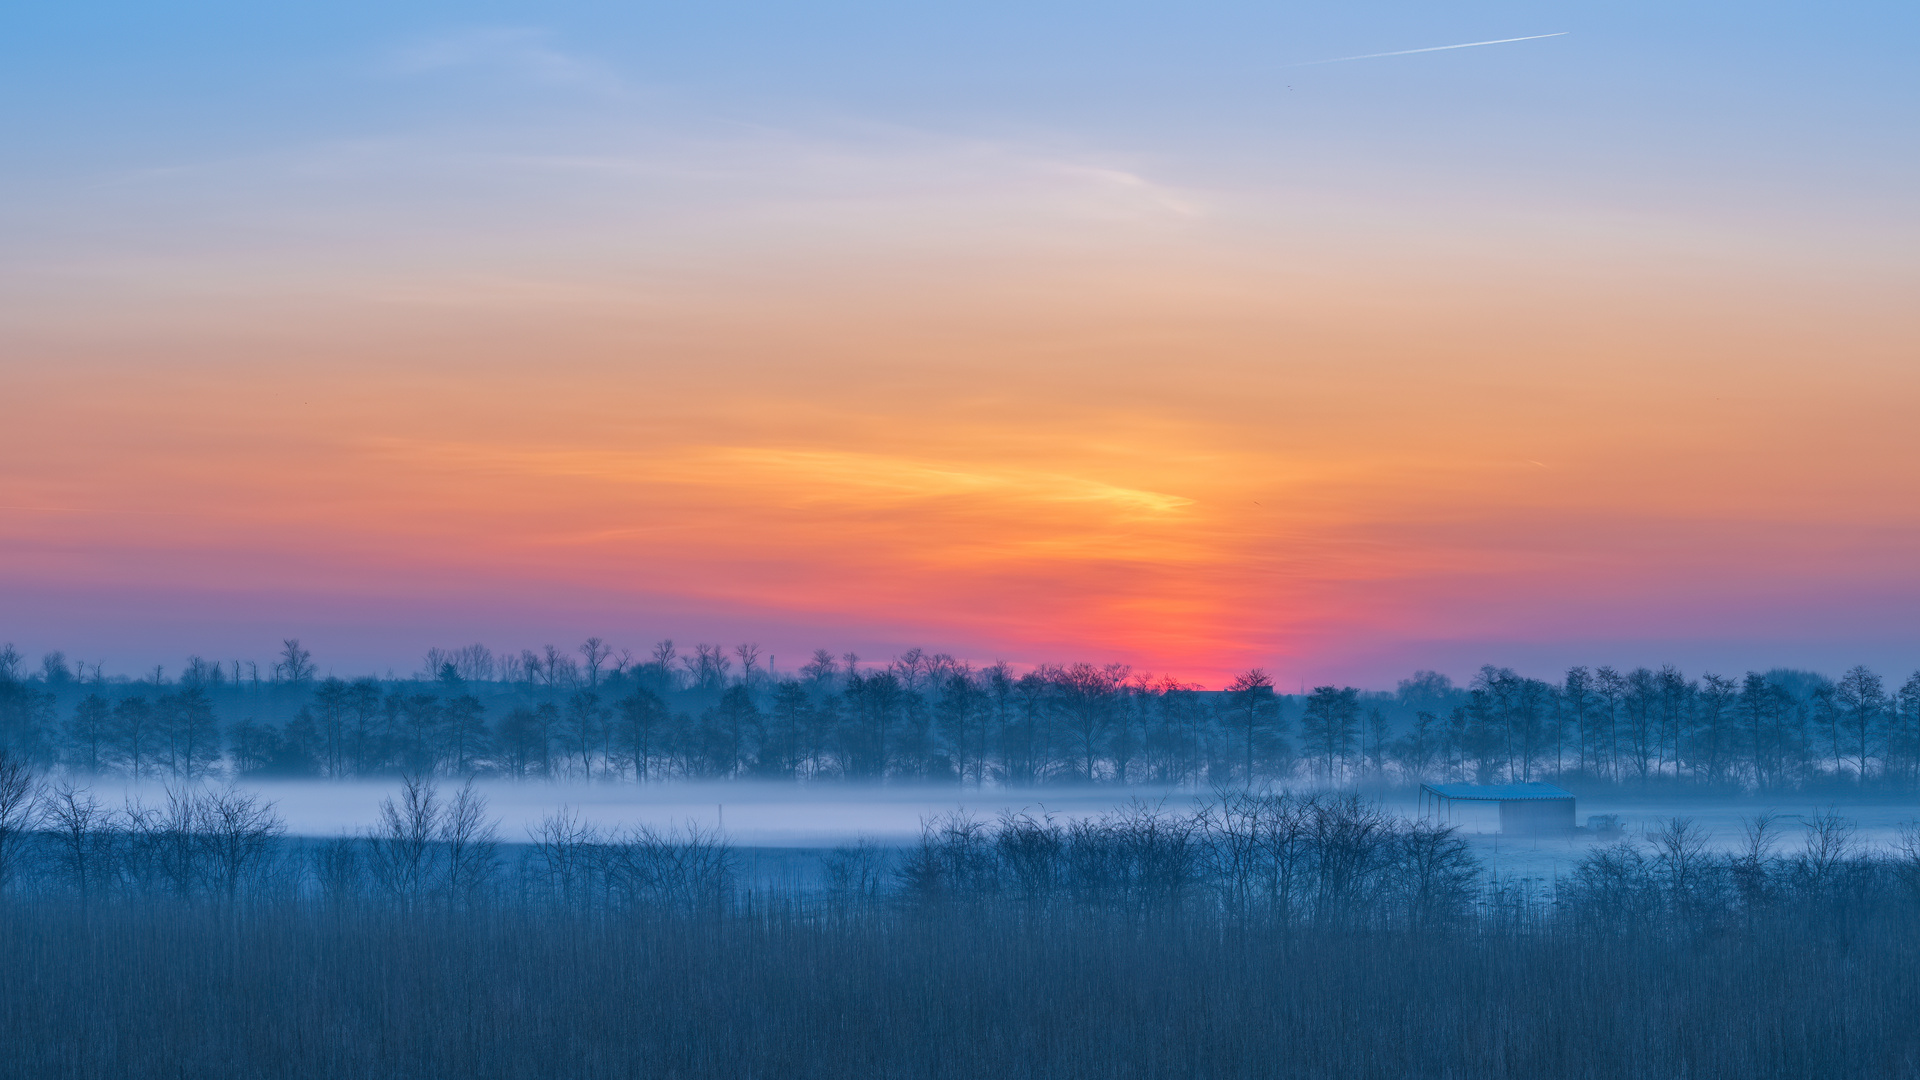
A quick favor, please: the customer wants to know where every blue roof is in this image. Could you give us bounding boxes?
[1420,782,1573,802]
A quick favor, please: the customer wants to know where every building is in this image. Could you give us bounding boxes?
[1417,782,1575,836]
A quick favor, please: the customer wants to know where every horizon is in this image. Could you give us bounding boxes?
[1,636,1903,695]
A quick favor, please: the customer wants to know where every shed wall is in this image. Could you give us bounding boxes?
[1498,799,1575,835]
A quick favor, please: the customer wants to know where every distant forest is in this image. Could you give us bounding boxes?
[2,638,1917,790]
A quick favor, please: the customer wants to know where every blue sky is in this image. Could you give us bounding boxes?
[5,2,1913,200]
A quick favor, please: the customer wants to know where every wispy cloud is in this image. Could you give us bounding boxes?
[1046,164,1203,219]
[16,119,1212,297]
[390,440,1196,519]
[1292,32,1568,68]
[389,27,625,93]
[705,447,1196,517]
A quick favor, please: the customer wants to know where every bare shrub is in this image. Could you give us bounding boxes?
[41,782,114,902]
[1892,822,1920,903]
[1391,819,1479,930]
[1308,794,1395,925]
[311,838,361,906]
[365,775,440,907]
[0,750,40,894]
[1645,816,1720,919]
[602,822,735,914]
[198,787,285,899]
[528,807,600,907]
[898,811,996,904]
[1562,840,1658,932]
[993,811,1064,904]
[1100,799,1202,909]
[364,776,498,909]
[1791,808,1858,895]
[1732,811,1782,914]
[441,781,499,905]
[822,838,892,909]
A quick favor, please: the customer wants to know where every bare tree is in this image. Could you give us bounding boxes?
[366,775,439,907]
[39,652,72,686]
[41,782,112,902]
[614,688,668,782]
[1894,821,1920,903]
[1645,817,1715,916]
[199,787,286,899]
[123,786,201,898]
[1301,687,1361,783]
[580,638,610,688]
[311,838,361,906]
[564,692,604,778]
[602,822,735,914]
[1835,666,1884,780]
[441,780,499,905]
[159,687,221,779]
[542,645,577,690]
[1792,808,1857,894]
[0,750,40,894]
[898,811,996,904]
[1224,669,1280,784]
[1733,811,1782,917]
[823,838,893,909]
[65,693,113,774]
[735,643,761,689]
[110,697,155,780]
[1391,818,1479,930]
[529,807,599,906]
[276,639,315,685]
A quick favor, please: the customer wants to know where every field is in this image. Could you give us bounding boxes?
[3,767,1919,1078]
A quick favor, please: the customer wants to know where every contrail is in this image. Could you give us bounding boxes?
[1292,32,1568,67]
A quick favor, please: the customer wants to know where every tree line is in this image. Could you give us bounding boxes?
[4,639,1919,789]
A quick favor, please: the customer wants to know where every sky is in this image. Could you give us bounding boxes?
[2,1,1917,687]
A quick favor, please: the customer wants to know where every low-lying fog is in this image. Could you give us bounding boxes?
[1439,793,1920,881]
[75,777,1920,879]
[93,778,1170,846]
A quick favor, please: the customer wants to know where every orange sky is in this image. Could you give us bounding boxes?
[6,188,1917,685]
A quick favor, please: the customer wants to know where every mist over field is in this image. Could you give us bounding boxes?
[79,775,1920,864]
[6,0,1920,1075]
[7,749,1920,1079]
[103,777,1147,845]
[8,633,1920,1078]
